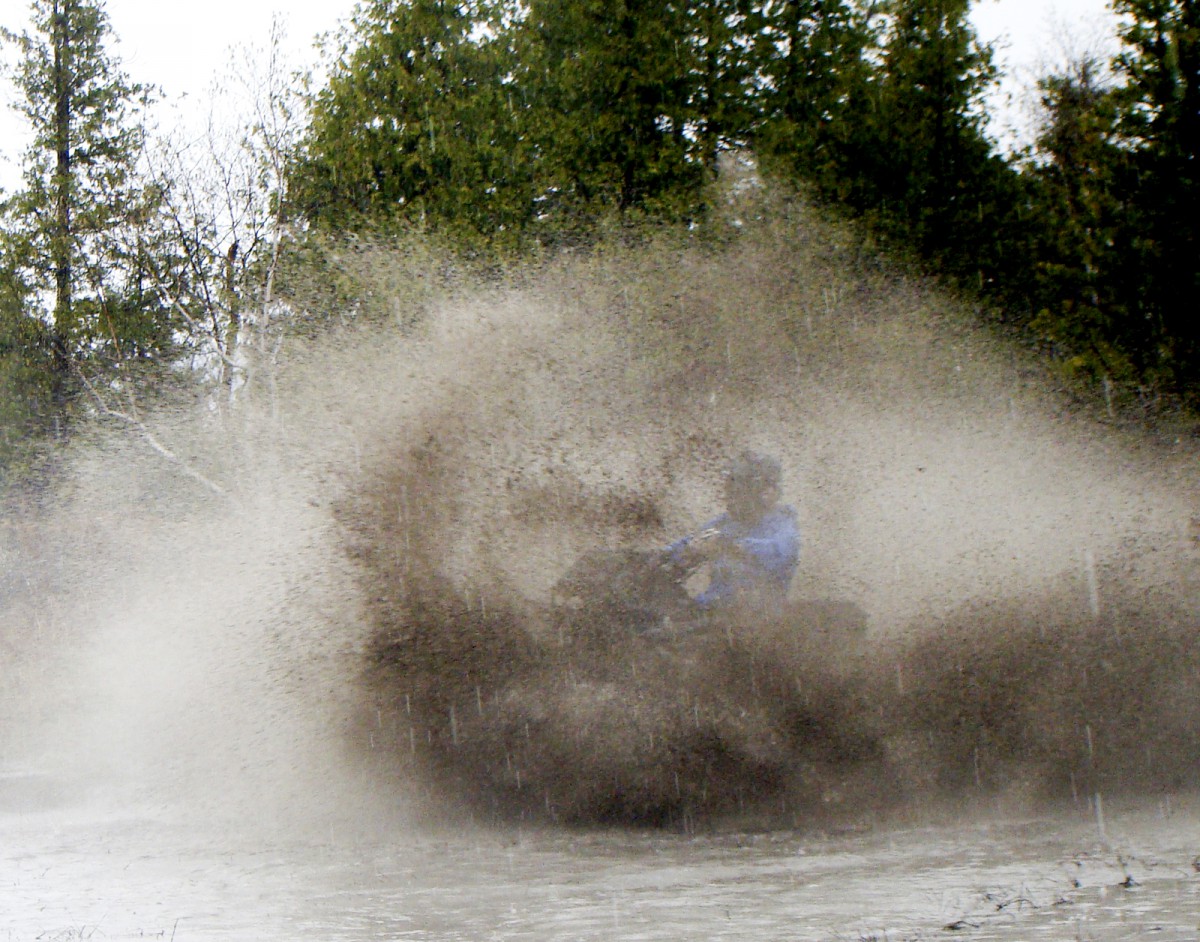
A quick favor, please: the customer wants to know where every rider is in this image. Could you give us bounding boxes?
[667,451,800,616]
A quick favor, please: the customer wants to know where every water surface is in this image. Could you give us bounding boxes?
[5,798,1198,941]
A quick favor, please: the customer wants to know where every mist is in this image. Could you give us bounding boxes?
[2,197,1198,835]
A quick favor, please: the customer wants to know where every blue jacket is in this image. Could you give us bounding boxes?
[669,505,800,608]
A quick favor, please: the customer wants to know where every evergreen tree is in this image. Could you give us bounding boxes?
[1,0,168,402]
[1111,0,1200,393]
[292,0,530,241]
[1025,57,1140,383]
[0,252,58,469]
[753,0,879,196]
[518,0,704,228]
[869,0,1000,259]
[682,0,759,174]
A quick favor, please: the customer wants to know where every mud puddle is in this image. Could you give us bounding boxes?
[3,798,1198,941]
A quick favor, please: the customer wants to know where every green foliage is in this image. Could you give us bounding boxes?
[1115,0,1200,165]
[0,257,59,472]
[1000,1,1200,408]
[1,0,175,383]
[751,0,1032,304]
[0,0,1184,445]
[1111,0,1200,394]
[863,1,1008,262]
[682,0,760,171]
[516,0,707,232]
[1023,59,1138,385]
[294,0,726,244]
[292,0,532,243]
[753,0,879,195]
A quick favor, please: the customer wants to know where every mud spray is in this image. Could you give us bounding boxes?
[2,202,1198,836]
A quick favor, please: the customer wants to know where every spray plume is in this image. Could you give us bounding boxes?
[2,199,1198,831]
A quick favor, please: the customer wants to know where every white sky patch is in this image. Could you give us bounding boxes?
[1,0,1119,193]
[0,0,359,193]
[970,0,1123,151]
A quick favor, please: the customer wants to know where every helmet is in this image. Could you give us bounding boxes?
[725,451,781,493]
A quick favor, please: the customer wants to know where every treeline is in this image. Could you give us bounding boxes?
[1,0,1199,478]
[292,0,1199,409]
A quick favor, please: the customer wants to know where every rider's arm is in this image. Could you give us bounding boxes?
[666,514,728,568]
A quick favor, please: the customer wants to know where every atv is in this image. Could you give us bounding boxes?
[550,545,868,648]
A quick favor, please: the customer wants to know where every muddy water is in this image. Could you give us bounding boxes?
[5,798,1199,941]
[4,246,1200,940]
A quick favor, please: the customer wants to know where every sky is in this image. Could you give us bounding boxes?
[971,0,1123,146]
[0,0,1122,194]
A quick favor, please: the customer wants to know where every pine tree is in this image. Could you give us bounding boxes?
[1111,0,1200,393]
[0,251,59,470]
[870,0,999,257]
[292,0,530,242]
[1025,57,1139,384]
[518,0,704,229]
[682,0,759,174]
[753,0,879,195]
[1,0,167,401]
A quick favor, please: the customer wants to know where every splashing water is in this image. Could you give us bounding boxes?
[2,212,1199,935]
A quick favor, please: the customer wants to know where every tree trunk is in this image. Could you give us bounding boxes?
[51,0,73,415]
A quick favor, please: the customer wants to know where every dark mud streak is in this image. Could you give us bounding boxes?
[3,206,1197,839]
[343,421,1200,828]
[334,225,1200,829]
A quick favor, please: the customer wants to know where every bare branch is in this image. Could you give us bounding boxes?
[72,364,227,497]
